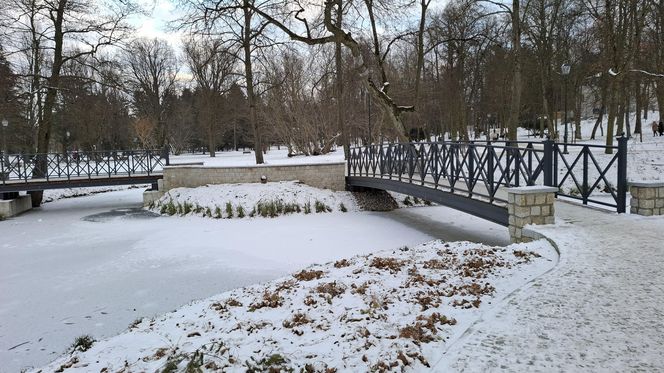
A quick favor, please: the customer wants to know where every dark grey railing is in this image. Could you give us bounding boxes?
[348,137,628,213]
[0,149,169,184]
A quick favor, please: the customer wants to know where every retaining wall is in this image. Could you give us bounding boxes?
[161,162,346,192]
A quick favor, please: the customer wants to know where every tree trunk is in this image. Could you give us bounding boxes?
[30,0,66,207]
[507,0,521,141]
[657,81,664,121]
[414,0,429,102]
[635,78,642,135]
[335,0,349,158]
[605,80,617,154]
[591,83,607,139]
[244,3,264,164]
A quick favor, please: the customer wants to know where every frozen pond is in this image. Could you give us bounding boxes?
[0,189,507,371]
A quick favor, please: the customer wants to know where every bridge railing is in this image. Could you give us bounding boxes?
[0,149,169,184]
[348,137,627,212]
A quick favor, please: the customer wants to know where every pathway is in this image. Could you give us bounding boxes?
[434,202,664,372]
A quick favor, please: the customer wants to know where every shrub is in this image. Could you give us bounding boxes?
[183,202,193,215]
[164,200,177,216]
[339,203,347,212]
[237,205,245,218]
[225,202,234,218]
[303,201,311,214]
[205,207,212,217]
[314,200,331,213]
[71,335,95,352]
[403,196,412,206]
[214,206,222,219]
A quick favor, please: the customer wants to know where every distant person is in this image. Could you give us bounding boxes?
[653,121,659,137]
[659,121,664,137]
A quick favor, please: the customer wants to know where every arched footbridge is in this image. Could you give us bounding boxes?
[347,138,628,226]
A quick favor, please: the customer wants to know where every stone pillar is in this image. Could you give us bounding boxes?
[629,181,664,216]
[507,186,558,243]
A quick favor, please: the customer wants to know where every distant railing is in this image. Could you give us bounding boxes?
[0,149,169,184]
[348,137,628,213]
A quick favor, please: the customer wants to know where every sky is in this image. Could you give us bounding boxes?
[132,0,184,46]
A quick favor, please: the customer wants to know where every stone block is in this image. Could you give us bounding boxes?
[631,206,639,214]
[532,216,546,225]
[514,205,531,218]
[640,199,655,209]
[542,205,550,216]
[531,206,541,216]
[641,188,656,199]
[658,187,664,197]
[638,208,653,216]
[514,228,522,239]
[508,194,515,204]
[656,199,664,208]
[544,216,555,225]
[546,194,555,204]
[514,194,527,206]
[535,194,547,205]
[508,215,515,225]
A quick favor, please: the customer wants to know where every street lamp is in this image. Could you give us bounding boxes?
[65,131,70,155]
[367,89,372,145]
[561,63,571,154]
[2,118,8,163]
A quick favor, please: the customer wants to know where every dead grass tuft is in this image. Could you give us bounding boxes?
[315,281,346,301]
[369,257,405,273]
[293,269,325,281]
[282,312,312,329]
[513,250,542,263]
[334,259,351,268]
[249,291,283,311]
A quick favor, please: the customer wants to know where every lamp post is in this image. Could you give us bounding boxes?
[561,63,571,154]
[65,131,70,156]
[367,89,372,145]
[2,118,8,163]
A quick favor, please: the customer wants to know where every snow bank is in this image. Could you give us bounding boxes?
[42,185,147,203]
[151,181,360,218]
[38,239,557,372]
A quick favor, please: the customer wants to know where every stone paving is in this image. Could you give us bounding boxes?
[432,201,664,372]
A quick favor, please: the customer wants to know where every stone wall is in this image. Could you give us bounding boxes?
[161,162,346,192]
[507,186,558,243]
[629,181,664,216]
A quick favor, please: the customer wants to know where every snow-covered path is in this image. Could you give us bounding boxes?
[435,202,664,372]
[0,189,508,372]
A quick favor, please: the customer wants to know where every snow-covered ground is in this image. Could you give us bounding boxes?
[36,239,556,372]
[0,188,511,372]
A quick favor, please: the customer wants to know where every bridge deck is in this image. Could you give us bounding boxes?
[347,176,509,226]
[0,174,162,193]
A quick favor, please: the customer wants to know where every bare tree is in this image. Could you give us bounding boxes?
[124,38,178,148]
[184,37,236,157]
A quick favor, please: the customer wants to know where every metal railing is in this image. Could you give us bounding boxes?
[0,149,169,184]
[348,137,628,212]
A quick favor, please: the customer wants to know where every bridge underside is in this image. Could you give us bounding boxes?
[0,175,162,193]
[346,176,509,226]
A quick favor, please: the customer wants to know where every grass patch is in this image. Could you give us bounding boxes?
[71,335,95,352]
